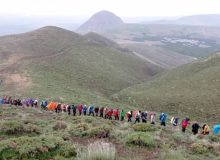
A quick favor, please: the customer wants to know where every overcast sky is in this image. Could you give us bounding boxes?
[0,0,220,18]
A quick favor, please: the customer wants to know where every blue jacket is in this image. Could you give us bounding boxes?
[89,106,94,112]
[160,113,167,122]
[0,98,3,104]
[213,124,220,135]
[83,106,87,112]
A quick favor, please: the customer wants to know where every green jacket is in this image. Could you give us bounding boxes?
[120,110,125,118]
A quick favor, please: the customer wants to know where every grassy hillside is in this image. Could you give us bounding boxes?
[0,106,220,160]
[115,54,220,123]
[120,43,196,69]
[0,26,162,105]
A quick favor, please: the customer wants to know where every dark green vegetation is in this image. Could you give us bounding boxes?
[0,26,162,105]
[0,106,220,160]
[115,54,220,123]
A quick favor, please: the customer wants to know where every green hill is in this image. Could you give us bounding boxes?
[115,54,220,122]
[0,26,162,105]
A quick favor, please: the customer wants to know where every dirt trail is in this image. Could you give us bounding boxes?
[132,51,163,67]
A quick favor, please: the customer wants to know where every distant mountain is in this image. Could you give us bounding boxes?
[150,14,220,26]
[0,26,162,102]
[115,53,220,122]
[77,10,124,33]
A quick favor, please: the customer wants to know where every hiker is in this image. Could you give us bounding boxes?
[71,104,76,116]
[113,109,119,120]
[100,107,104,117]
[88,105,94,116]
[30,99,34,107]
[8,97,12,105]
[83,104,87,115]
[67,105,71,115]
[61,104,66,112]
[94,106,99,116]
[192,121,200,135]
[77,103,83,115]
[120,109,125,121]
[12,99,18,106]
[33,99,38,108]
[25,99,30,107]
[159,113,167,126]
[134,111,141,124]
[17,99,23,106]
[201,124,210,135]
[104,107,109,119]
[56,103,61,113]
[9,97,13,105]
[41,100,48,110]
[181,118,190,133]
[107,109,113,120]
[0,98,3,104]
[3,96,7,104]
[149,112,156,124]
[171,117,179,126]
[213,124,220,135]
[127,111,132,122]
[141,111,147,123]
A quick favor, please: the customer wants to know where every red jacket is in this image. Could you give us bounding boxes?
[107,110,113,117]
[113,109,119,117]
[78,104,83,112]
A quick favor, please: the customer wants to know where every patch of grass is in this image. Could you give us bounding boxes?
[77,141,116,160]
[172,132,190,143]
[0,120,25,135]
[132,123,157,132]
[126,132,156,148]
[0,120,41,135]
[69,123,111,138]
[191,143,210,155]
[0,135,77,159]
[161,150,185,160]
[209,135,220,143]
[53,121,67,131]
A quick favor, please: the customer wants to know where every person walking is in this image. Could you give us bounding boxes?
[192,121,200,135]
[159,113,167,126]
[120,109,125,121]
[181,118,190,133]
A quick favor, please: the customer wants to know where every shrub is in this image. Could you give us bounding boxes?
[172,132,189,143]
[77,141,116,160]
[69,124,111,138]
[210,135,220,143]
[88,125,111,138]
[132,123,157,132]
[23,123,42,134]
[69,123,89,137]
[53,121,67,131]
[0,121,25,135]
[0,135,77,159]
[126,132,156,148]
[191,143,210,154]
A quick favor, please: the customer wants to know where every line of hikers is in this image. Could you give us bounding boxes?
[1,96,220,135]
